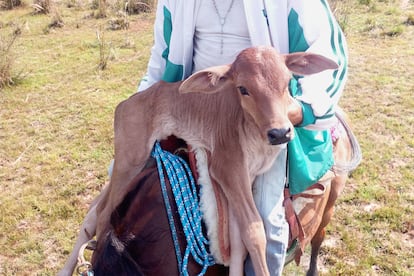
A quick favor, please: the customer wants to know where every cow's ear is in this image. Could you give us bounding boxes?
[179,64,231,94]
[284,52,338,75]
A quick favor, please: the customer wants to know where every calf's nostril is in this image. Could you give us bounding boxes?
[267,127,292,145]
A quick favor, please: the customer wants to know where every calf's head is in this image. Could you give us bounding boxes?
[179,46,338,145]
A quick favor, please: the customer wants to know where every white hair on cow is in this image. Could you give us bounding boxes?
[194,147,225,264]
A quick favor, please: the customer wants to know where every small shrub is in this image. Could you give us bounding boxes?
[32,0,51,14]
[95,0,107,18]
[107,11,129,30]
[124,0,154,14]
[367,1,383,13]
[90,0,98,9]
[96,27,111,70]
[90,0,108,18]
[66,0,79,8]
[0,26,23,89]
[382,25,404,37]
[385,7,399,16]
[405,14,414,26]
[363,17,382,33]
[329,0,350,34]
[48,9,64,29]
[359,0,372,5]
[0,0,22,9]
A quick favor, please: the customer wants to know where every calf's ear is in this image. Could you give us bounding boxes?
[284,52,338,76]
[179,64,231,94]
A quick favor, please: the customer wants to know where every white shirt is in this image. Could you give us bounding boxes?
[192,0,251,73]
[138,0,348,130]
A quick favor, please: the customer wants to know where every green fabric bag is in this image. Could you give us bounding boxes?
[287,127,334,195]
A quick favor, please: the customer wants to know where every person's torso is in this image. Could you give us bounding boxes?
[192,0,252,73]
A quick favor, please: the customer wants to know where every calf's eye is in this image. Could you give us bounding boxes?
[238,86,249,96]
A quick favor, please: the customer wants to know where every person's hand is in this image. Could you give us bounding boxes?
[287,97,303,126]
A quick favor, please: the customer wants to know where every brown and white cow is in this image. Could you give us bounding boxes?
[59,46,337,276]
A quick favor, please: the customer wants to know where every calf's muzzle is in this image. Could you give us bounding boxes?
[267,127,292,145]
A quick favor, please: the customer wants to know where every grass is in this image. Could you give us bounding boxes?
[1,1,413,275]
[0,3,154,275]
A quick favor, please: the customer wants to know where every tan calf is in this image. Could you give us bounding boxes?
[59,46,337,276]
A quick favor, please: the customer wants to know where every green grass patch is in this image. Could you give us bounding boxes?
[1,1,413,275]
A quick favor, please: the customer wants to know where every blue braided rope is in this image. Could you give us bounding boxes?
[162,149,207,262]
[151,144,184,274]
[151,142,215,276]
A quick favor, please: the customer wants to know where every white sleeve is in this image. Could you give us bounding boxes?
[289,0,348,130]
[137,0,170,92]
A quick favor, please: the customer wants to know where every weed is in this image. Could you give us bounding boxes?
[405,14,414,25]
[330,0,351,33]
[96,0,107,18]
[368,3,380,13]
[359,0,372,5]
[107,11,129,30]
[0,25,22,89]
[125,0,154,14]
[66,0,78,9]
[0,0,22,10]
[382,25,405,36]
[363,17,383,33]
[96,26,112,70]
[90,0,99,9]
[48,9,64,29]
[32,0,51,14]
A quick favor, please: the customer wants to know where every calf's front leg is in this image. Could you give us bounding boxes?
[228,207,247,275]
[210,153,269,276]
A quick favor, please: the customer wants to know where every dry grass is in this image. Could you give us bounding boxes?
[0,0,413,275]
